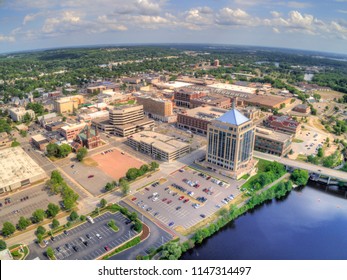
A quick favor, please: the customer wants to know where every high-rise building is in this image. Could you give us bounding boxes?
[205,105,256,179]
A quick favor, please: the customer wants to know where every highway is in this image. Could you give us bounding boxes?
[254,151,347,181]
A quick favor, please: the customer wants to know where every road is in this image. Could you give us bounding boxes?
[254,151,347,181]
[109,201,174,260]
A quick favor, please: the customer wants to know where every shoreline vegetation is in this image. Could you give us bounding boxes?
[140,160,309,260]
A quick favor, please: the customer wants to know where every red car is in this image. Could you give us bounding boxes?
[88,175,94,178]
[167,200,172,204]
[179,196,184,201]
[104,246,110,251]
[183,199,189,203]
[145,187,150,191]
[162,198,167,202]
[131,197,137,201]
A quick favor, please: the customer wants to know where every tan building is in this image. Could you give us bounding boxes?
[31,134,50,151]
[54,95,84,114]
[114,118,155,137]
[127,131,189,162]
[245,95,292,109]
[205,106,256,179]
[0,132,11,150]
[60,123,87,141]
[109,105,145,125]
[9,107,35,122]
[254,127,293,156]
[136,95,175,122]
[0,147,46,194]
[87,85,107,94]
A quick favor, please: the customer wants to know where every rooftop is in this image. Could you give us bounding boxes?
[216,108,250,126]
[208,83,257,94]
[255,127,292,142]
[0,147,46,187]
[180,106,227,121]
[130,131,189,153]
[248,95,291,107]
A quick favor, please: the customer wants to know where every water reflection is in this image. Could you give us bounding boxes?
[181,184,347,260]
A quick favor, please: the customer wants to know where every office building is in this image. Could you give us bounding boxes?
[205,106,256,179]
[127,131,189,162]
[54,95,84,114]
[254,127,293,156]
[174,88,205,108]
[136,95,176,122]
[177,106,227,135]
[60,123,87,141]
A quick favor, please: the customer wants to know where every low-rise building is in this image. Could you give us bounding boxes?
[245,95,292,109]
[87,85,107,94]
[60,122,87,141]
[254,127,293,156]
[127,131,189,162]
[73,125,102,150]
[177,106,228,135]
[92,118,114,133]
[264,115,300,135]
[0,147,46,194]
[190,95,231,109]
[114,117,155,137]
[31,134,50,151]
[292,104,311,114]
[174,88,205,108]
[9,107,35,122]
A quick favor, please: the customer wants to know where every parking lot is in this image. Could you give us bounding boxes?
[292,130,326,156]
[129,167,242,230]
[61,159,115,196]
[0,183,61,225]
[28,212,138,260]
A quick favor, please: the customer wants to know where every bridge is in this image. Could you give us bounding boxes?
[253,151,347,183]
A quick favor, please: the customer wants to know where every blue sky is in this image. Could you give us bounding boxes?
[0,0,347,54]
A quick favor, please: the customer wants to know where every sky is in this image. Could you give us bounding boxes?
[0,0,347,54]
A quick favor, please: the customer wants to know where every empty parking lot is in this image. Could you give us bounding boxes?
[28,212,138,260]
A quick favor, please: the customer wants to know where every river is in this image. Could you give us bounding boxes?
[181,183,347,260]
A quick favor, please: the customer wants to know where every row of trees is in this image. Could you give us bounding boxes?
[1,201,63,237]
[125,162,159,181]
[47,170,79,210]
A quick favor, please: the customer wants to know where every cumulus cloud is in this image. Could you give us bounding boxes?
[0,34,15,42]
[216,7,259,26]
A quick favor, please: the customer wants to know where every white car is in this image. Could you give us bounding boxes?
[96,233,102,239]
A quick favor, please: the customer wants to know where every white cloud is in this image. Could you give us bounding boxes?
[0,34,15,42]
[286,1,312,9]
[272,27,280,33]
[270,11,281,17]
[337,10,347,14]
[216,7,258,26]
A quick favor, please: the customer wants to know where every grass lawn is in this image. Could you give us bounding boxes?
[293,138,304,143]
[296,154,308,162]
[255,158,272,172]
[107,220,119,232]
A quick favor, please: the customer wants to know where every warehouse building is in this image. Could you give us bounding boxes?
[0,147,46,194]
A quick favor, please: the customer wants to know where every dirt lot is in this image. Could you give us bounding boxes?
[92,148,144,180]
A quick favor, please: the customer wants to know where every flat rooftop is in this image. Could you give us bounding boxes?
[115,117,154,130]
[208,83,257,94]
[180,106,228,121]
[248,95,291,107]
[0,147,46,187]
[255,127,292,142]
[130,131,189,153]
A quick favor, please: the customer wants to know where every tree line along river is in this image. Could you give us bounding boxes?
[181,183,347,260]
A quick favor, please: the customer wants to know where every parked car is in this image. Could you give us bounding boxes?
[104,246,110,251]
[88,175,94,178]
[96,233,102,239]
[168,222,175,226]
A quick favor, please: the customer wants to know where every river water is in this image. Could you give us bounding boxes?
[181,184,347,260]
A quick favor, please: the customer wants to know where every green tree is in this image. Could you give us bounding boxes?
[105,182,116,192]
[57,143,72,158]
[317,147,324,157]
[0,240,7,251]
[46,143,59,157]
[46,203,60,218]
[36,233,43,243]
[120,180,130,196]
[46,247,55,259]
[17,216,31,231]
[126,168,139,181]
[150,161,159,170]
[19,130,27,137]
[36,225,46,236]
[26,102,44,116]
[80,215,86,221]
[133,220,143,232]
[69,211,79,221]
[291,169,309,186]
[76,147,88,161]
[22,112,32,124]
[51,219,60,229]
[32,209,46,223]
[1,222,16,237]
[139,164,149,174]
[100,198,107,208]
